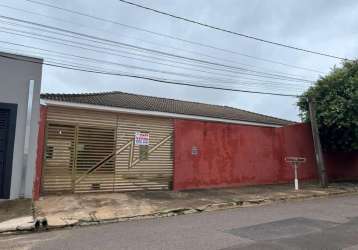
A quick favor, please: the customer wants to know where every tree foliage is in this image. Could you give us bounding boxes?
[297,60,358,152]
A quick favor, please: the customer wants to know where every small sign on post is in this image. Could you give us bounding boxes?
[285,157,306,191]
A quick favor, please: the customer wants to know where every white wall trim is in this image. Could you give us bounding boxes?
[42,99,283,128]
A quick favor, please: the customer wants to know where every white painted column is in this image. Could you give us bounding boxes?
[19,80,35,198]
[294,164,299,191]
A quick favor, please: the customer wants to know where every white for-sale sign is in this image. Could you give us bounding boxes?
[134,132,149,145]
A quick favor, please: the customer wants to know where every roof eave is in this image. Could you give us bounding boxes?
[41,99,286,128]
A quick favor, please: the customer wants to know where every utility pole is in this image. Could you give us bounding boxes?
[308,98,328,187]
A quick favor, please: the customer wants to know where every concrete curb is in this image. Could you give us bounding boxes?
[0,216,39,235]
[1,186,358,235]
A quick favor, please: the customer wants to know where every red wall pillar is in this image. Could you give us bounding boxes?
[33,105,47,200]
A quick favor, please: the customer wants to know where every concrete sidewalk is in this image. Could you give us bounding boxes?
[0,199,37,233]
[0,199,32,223]
[1,182,358,234]
[32,182,358,230]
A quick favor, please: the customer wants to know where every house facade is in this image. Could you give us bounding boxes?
[37,91,296,195]
[35,91,358,198]
[0,52,43,199]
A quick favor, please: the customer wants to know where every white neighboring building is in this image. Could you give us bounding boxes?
[0,52,42,199]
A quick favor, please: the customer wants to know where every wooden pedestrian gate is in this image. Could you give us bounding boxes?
[42,107,174,194]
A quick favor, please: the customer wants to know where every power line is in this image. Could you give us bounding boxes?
[117,0,348,61]
[0,2,253,71]
[0,44,306,92]
[0,52,300,97]
[44,59,304,92]
[0,23,310,83]
[48,60,303,93]
[0,38,307,93]
[0,4,317,78]
[24,0,324,73]
[0,31,292,85]
[0,15,314,83]
[0,26,313,85]
[6,48,310,96]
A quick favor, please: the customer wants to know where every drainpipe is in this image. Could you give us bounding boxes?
[19,80,35,198]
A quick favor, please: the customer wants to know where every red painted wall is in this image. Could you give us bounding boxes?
[35,108,357,195]
[173,119,357,191]
[33,105,47,200]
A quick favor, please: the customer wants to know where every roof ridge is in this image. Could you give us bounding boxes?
[41,91,118,97]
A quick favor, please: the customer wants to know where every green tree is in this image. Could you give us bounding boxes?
[297,60,358,152]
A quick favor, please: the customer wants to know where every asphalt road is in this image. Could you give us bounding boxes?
[2,194,358,250]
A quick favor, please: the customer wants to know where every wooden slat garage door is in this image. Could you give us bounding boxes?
[42,106,173,194]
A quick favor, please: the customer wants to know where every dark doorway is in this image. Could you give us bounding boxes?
[0,103,17,199]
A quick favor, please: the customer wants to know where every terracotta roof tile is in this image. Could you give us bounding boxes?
[41,91,294,126]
